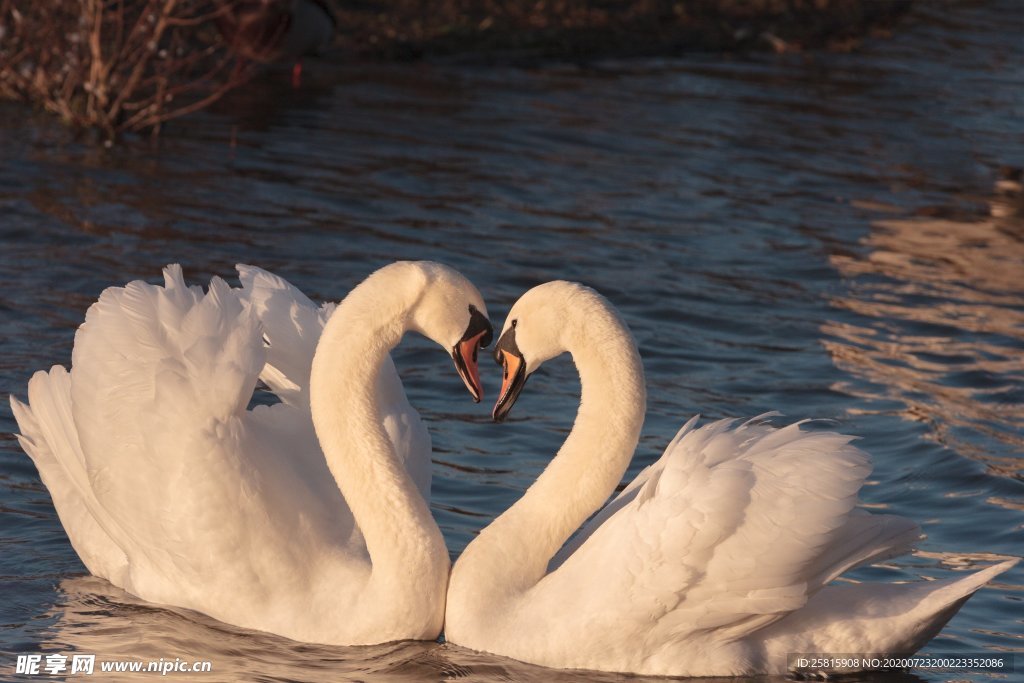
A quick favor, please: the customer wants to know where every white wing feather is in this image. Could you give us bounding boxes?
[11,265,432,608]
[530,417,922,660]
[61,266,285,591]
[10,369,129,585]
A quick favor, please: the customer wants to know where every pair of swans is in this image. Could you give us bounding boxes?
[12,262,1015,676]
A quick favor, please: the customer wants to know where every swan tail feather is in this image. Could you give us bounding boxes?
[762,560,1019,671]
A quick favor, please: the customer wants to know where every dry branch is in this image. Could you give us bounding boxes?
[0,0,258,140]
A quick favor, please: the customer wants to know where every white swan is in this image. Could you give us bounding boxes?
[11,261,493,645]
[445,281,1017,677]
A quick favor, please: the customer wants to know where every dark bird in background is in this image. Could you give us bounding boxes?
[216,0,336,87]
[992,166,1023,221]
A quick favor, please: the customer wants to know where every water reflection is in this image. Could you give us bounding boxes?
[825,179,1024,476]
[35,577,717,683]
[26,576,939,683]
[31,577,441,683]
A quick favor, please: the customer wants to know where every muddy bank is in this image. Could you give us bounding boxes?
[327,0,915,63]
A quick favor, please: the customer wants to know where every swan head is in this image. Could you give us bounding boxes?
[492,281,603,422]
[403,262,493,403]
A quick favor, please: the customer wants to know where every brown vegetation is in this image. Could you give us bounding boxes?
[0,1,256,139]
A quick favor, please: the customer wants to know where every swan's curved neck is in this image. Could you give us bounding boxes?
[462,302,646,595]
[309,272,446,590]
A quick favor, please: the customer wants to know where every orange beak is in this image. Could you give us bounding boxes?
[497,350,522,405]
[492,348,527,422]
[452,330,488,403]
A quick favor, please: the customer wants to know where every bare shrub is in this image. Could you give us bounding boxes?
[0,1,258,140]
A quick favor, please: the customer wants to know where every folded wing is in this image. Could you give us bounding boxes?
[537,416,921,654]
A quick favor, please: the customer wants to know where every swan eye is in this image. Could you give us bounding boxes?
[511,319,518,328]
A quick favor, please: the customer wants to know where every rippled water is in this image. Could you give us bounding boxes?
[1,1,1022,681]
